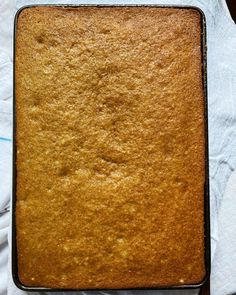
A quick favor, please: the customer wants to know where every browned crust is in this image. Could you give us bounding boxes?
[15,6,205,289]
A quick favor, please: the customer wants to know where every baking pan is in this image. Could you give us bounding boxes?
[12,4,210,292]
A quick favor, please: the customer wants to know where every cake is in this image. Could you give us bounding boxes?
[15,6,206,289]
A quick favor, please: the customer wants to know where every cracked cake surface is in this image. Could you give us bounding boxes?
[15,6,206,289]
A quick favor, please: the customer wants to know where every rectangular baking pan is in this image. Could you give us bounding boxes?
[12,4,210,292]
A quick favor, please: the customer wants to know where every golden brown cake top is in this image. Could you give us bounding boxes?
[15,6,205,289]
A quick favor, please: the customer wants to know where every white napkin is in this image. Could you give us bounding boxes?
[0,1,13,291]
[0,0,236,294]
[0,49,12,212]
[211,170,236,295]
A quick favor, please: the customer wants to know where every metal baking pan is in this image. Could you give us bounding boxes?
[12,4,210,292]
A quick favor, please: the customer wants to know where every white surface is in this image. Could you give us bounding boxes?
[211,170,236,295]
[0,0,236,294]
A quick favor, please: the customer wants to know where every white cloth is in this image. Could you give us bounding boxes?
[211,170,236,295]
[0,0,236,294]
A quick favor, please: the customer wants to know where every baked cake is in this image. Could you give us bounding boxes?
[15,6,206,289]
